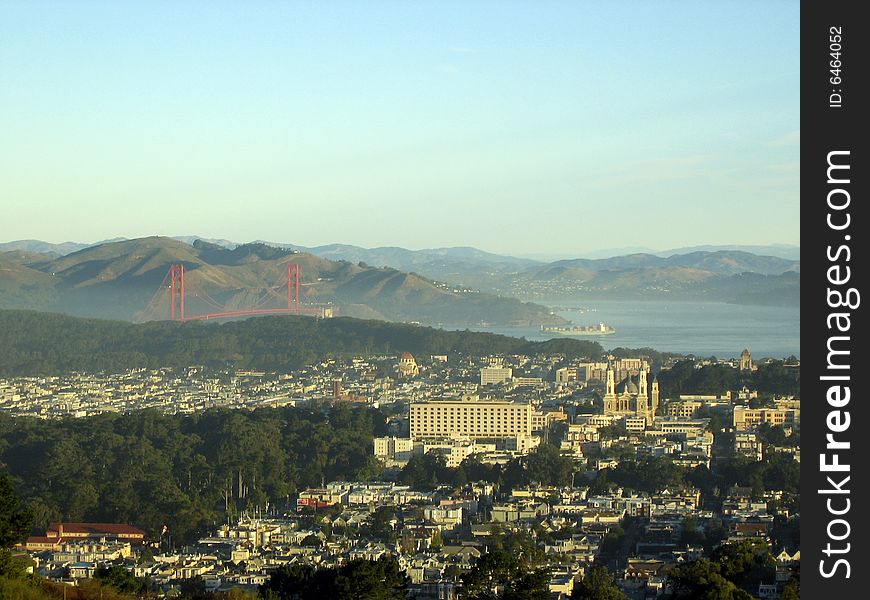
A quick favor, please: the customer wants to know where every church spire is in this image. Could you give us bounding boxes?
[606,362,615,396]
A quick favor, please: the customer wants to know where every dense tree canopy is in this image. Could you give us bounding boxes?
[260,556,409,600]
[0,471,33,576]
[0,310,604,376]
[666,541,774,599]
[657,359,799,398]
[396,444,579,490]
[94,565,150,595]
[601,456,689,495]
[570,566,628,600]
[657,361,739,398]
[0,405,386,543]
[715,453,800,499]
[459,550,550,600]
[667,559,754,599]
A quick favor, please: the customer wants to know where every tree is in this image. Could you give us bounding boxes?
[522,444,577,487]
[667,559,754,599]
[260,563,317,600]
[333,557,409,600]
[781,579,799,600]
[430,529,443,551]
[260,556,408,600]
[570,567,628,600]
[138,547,155,564]
[460,550,550,600]
[397,452,450,487]
[364,506,398,542]
[679,517,705,547]
[597,527,625,563]
[597,423,628,441]
[756,423,789,448]
[750,361,799,396]
[0,310,603,378]
[180,575,210,599]
[666,542,773,600]
[709,541,774,590]
[607,456,687,495]
[780,563,800,600]
[95,564,150,594]
[500,568,551,600]
[0,472,32,577]
[0,405,389,545]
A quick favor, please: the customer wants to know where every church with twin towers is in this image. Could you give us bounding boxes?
[603,363,660,424]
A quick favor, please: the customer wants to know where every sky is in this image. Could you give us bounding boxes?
[0,1,799,256]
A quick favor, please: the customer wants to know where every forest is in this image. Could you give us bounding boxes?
[0,310,604,376]
[656,359,800,398]
[0,405,387,542]
[0,400,593,545]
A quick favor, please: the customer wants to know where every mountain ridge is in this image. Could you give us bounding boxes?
[0,237,563,326]
[1,237,800,309]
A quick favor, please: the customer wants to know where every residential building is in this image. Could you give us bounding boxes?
[733,407,799,430]
[480,367,513,385]
[410,395,532,441]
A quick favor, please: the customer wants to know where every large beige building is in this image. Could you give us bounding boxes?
[480,367,513,385]
[372,436,416,464]
[664,400,703,419]
[733,407,799,430]
[561,423,602,455]
[733,432,763,461]
[410,395,532,441]
[555,367,578,384]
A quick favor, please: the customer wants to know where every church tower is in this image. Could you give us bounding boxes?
[636,368,649,422]
[650,377,660,421]
[604,363,617,413]
[740,348,753,372]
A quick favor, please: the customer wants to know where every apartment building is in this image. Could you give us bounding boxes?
[410,395,532,441]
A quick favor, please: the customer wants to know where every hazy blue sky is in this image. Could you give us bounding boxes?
[1,1,799,255]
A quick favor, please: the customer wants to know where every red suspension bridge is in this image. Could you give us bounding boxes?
[142,263,335,322]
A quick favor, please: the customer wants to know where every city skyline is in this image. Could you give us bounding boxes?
[1,1,799,254]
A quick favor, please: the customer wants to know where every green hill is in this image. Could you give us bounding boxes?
[0,237,563,326]
[0,309,602,377]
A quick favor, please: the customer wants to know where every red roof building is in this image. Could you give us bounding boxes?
[45,522,146,543]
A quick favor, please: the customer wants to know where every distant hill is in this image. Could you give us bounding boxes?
[0,236,236,255]
[0,238,126,256]
[516,244,800,261]
[659,244,800,261]
[282,245,800,306]
[0,309,603,376]
[1,237,800,308]
[487,254,800,307]
[422,250,800,307]
[259,242,542,281]
[0,239,87,256]
[545,251,799,276]
[0,237,562,326]
[0,252,58,310]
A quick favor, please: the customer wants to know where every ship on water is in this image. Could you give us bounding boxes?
[541,322,616,336]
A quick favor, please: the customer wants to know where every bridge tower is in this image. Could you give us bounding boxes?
[287,264,301,312]
[169,264,185,321]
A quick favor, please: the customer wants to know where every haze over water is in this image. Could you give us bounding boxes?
[464,300,800,359]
